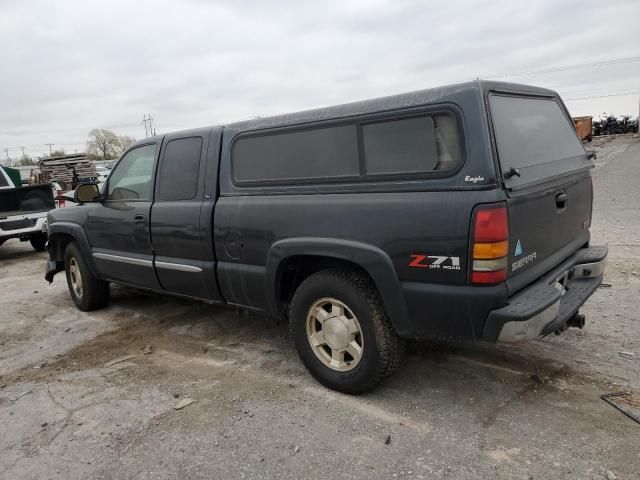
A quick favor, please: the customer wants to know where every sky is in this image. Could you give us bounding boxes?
[0,0,639,161]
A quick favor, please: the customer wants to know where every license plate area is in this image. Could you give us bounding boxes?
[553,270,570,294]
[0,218,36,231]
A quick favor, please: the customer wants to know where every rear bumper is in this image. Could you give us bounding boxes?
[483,245,607,342]
[0,213,48,241]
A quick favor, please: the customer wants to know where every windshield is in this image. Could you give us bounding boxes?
[490,95,588,188]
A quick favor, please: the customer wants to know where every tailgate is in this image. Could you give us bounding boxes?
[488,93,594,295]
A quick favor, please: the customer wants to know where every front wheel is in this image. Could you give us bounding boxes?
[289,269,405,394]
[64,242,109,311]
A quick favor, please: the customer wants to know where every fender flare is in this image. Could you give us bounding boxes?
[48,222,100,277]
[265,237,414,338]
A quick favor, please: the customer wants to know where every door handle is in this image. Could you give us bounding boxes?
[134,214,146,223]
[555,192,567,210]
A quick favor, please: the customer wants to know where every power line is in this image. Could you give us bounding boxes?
[0,142,88,152]
[0,122,141,137]
[479,55,640,80]
[564,91,640,101]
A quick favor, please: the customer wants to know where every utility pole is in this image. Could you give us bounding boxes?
[20,146,26,157]
[4,148,10,165]
[142,114,155,138]
[46,143,54,155]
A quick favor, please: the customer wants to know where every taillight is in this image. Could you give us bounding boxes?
[471,204,508,285]
[56,190,65,208]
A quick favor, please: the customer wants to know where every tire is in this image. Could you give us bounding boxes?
[64,241,109,311]
[289,269,405,394]
[30,232,47,252]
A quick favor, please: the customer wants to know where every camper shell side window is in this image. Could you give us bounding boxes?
[230,109,464,187]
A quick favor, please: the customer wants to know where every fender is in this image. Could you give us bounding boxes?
[47,221,101,279]
[265,237,414,338]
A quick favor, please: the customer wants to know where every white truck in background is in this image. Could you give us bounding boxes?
[0,165,56,251]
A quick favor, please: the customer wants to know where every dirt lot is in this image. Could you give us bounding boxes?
[1,137,639,480]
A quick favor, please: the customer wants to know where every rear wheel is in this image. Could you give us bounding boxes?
[290,269,405,394]
[29,232,47,252]
[64,242,109,311]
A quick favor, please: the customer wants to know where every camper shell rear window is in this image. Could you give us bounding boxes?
[489,94,589,189]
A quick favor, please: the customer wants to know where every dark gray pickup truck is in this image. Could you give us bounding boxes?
[45,81,607,393]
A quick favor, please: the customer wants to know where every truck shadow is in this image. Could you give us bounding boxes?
[0,242,45,263]
[10,282,580,425]
[109,285,576,396]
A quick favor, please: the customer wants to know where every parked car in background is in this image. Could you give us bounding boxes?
[45,81,606,393]
[0,165,54,250]
[95,166,110,183]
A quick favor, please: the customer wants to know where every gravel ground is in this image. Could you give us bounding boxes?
[1,137,639,480]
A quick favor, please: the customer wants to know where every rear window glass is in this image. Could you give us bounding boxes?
[490,95,587,186]
[158,137,202,201]
[233,125,359,183]
[363,113,460,175]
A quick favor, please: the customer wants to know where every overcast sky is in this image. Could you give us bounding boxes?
[1,0,639,159]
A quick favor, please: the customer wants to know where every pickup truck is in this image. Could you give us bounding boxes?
[45,81,607,393]
[0,165,54,251]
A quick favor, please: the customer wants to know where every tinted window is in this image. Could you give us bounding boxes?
[158,137,202,201]
[107,144,156,201]
[363,114,461,175]
[233,125,359,183]
[490,95,586,186]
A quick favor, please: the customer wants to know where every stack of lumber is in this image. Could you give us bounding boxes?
[38,155,97,189]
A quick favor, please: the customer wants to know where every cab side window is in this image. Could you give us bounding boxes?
[157,137,203,201]
[107,145,156,201]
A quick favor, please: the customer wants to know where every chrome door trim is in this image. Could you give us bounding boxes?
[155,261,202,273]
[92,252,153,267]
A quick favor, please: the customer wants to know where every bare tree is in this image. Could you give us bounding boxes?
[87,129,136,159]
[87,129,119,159]
[116,135,135,155]
[50,149,66,158]
[18,155,36,166]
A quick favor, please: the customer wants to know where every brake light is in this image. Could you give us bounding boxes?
[56,189,65,208]
[471,204,508,285]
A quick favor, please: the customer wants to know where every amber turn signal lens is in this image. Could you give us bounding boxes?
[473,240,509,259]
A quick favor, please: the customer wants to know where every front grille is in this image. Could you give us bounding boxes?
[0,218,37,231]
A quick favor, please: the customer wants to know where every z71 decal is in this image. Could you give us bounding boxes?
[408,254,461,270]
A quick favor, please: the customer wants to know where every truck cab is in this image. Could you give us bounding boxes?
[45,81,606,393]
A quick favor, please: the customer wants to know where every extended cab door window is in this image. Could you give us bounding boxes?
[107,144,156,201]
[157,137,202,201]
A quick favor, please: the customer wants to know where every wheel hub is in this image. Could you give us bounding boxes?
[69,257,83,298]
[305,298,364,372]
[323,317,349,350]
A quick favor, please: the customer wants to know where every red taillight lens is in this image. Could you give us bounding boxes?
[473,206,508,242]
[471,270,508,284]
[471,204,508,285]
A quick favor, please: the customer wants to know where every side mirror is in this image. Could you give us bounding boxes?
[74,183,101,204]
